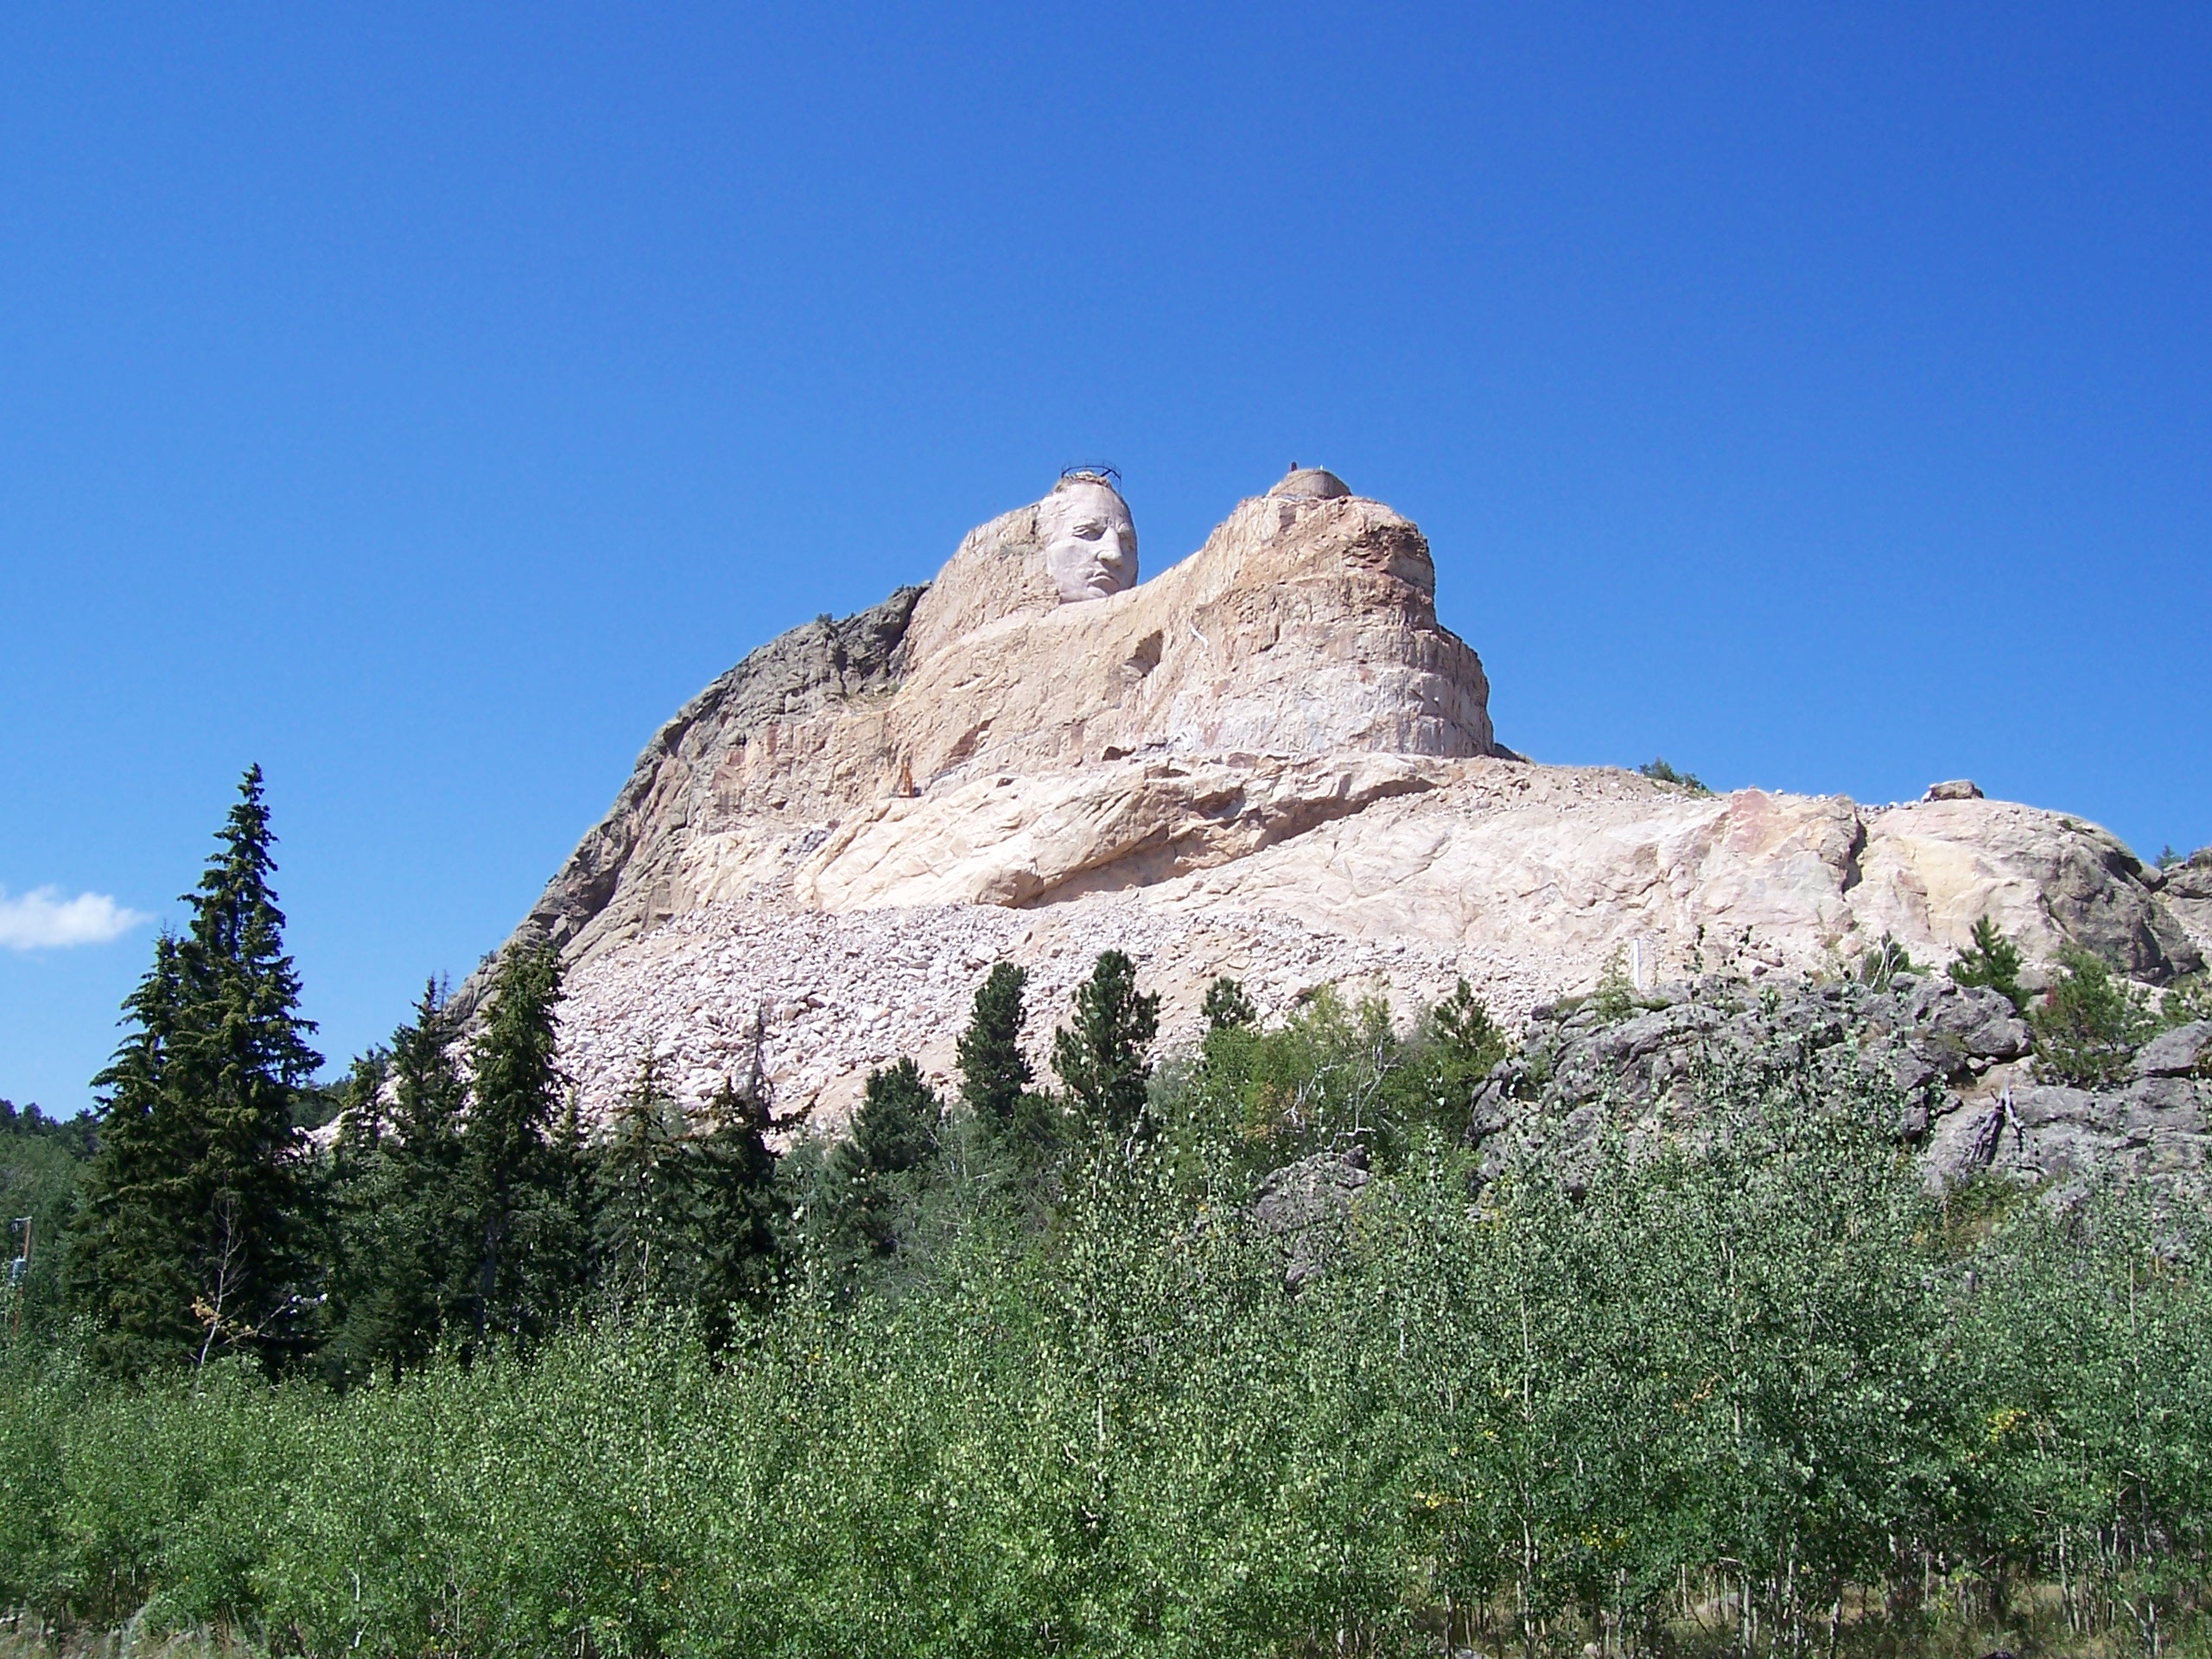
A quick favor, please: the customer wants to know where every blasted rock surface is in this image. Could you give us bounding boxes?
[490,472,2202,1129]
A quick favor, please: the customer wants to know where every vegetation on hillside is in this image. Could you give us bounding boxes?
[5,772,2209,1656]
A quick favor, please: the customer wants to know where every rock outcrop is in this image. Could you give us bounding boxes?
[487,470,2204,1129]
[1467,976,2209,1206]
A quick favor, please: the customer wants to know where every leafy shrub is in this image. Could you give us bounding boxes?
[1858,931,1920,990]
[1637,756,1710,793]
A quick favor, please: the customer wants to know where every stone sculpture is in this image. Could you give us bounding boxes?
[1037,472,1138,603]
[468,465,2205,1134]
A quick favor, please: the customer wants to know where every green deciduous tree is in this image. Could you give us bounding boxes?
[0,1101,92,1338]
[67,766,324,1375]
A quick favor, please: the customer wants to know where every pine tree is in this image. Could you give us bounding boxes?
[685,1071,783,1347]
[1201,976,1257,1032]
[325,979,473,1385]
[68,766,324,1375]
[958,963,1033,1128]
[843,1058,940,1180]
[957,963,1060,1170]
[821,1058,943,1268]
[2031,946,2157,1088]
[1052,950,1160,1145]
[1414,978,1509,1144]
[462,938,585,1353]
[1949,915,2028,1014]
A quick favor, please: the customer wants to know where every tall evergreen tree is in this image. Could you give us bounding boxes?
[819,1058,943,1272]
[957,963,1032,1128]
[956,963,1059,1170]
[68,766,323,1374]
[325,980,474,1385]
[462,938,586,1353]
[321,1044,395,1384]
[589,1050,690,1314]
[1052,950,1160,1146]
[685,1071,783,1348]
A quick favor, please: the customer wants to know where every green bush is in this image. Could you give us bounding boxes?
[1636,756,1711,793]
[3,993,2209,1656]
[1950,914,2029,1014]
[2031,946,2158,1087]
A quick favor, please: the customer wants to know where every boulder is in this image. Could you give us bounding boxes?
[2133,1021,2212,1080]
[1248,1145,1372,1289]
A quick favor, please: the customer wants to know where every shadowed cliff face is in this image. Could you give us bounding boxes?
[474,475,2204,1127]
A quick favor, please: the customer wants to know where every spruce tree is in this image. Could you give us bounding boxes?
[956,963,1059,1169]
[1052,950,1160,1145]
[321,1044,397,1385]
[325,979,473,1384]
[385,979,473,1359]
[69,766,324,1374]
[462,938,585,1353]
[685,1072,783,1347]
[822,1058,943,1268]
[589,1050,690,1314]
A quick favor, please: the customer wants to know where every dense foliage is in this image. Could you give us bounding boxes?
[66,766,324,1375]
[8,777,2209,1654]
[3,1038,2209,1656]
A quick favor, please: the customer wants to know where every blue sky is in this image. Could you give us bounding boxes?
[3,4,2207,1115]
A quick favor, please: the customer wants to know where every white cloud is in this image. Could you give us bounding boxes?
[0,886,154,950]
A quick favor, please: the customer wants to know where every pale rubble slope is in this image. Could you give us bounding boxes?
[494,469,2203,1129]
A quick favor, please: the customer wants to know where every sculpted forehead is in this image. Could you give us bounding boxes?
[1038,480,1133,537]
[1039,477,1139,604]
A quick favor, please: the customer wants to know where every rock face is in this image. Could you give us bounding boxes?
[1468,976,2209,1206]
[493,473,2205,1128]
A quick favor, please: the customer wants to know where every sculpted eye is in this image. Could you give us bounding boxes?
[1073,521,1105,539]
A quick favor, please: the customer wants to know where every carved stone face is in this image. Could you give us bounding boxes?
[1039,480,1138,603]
